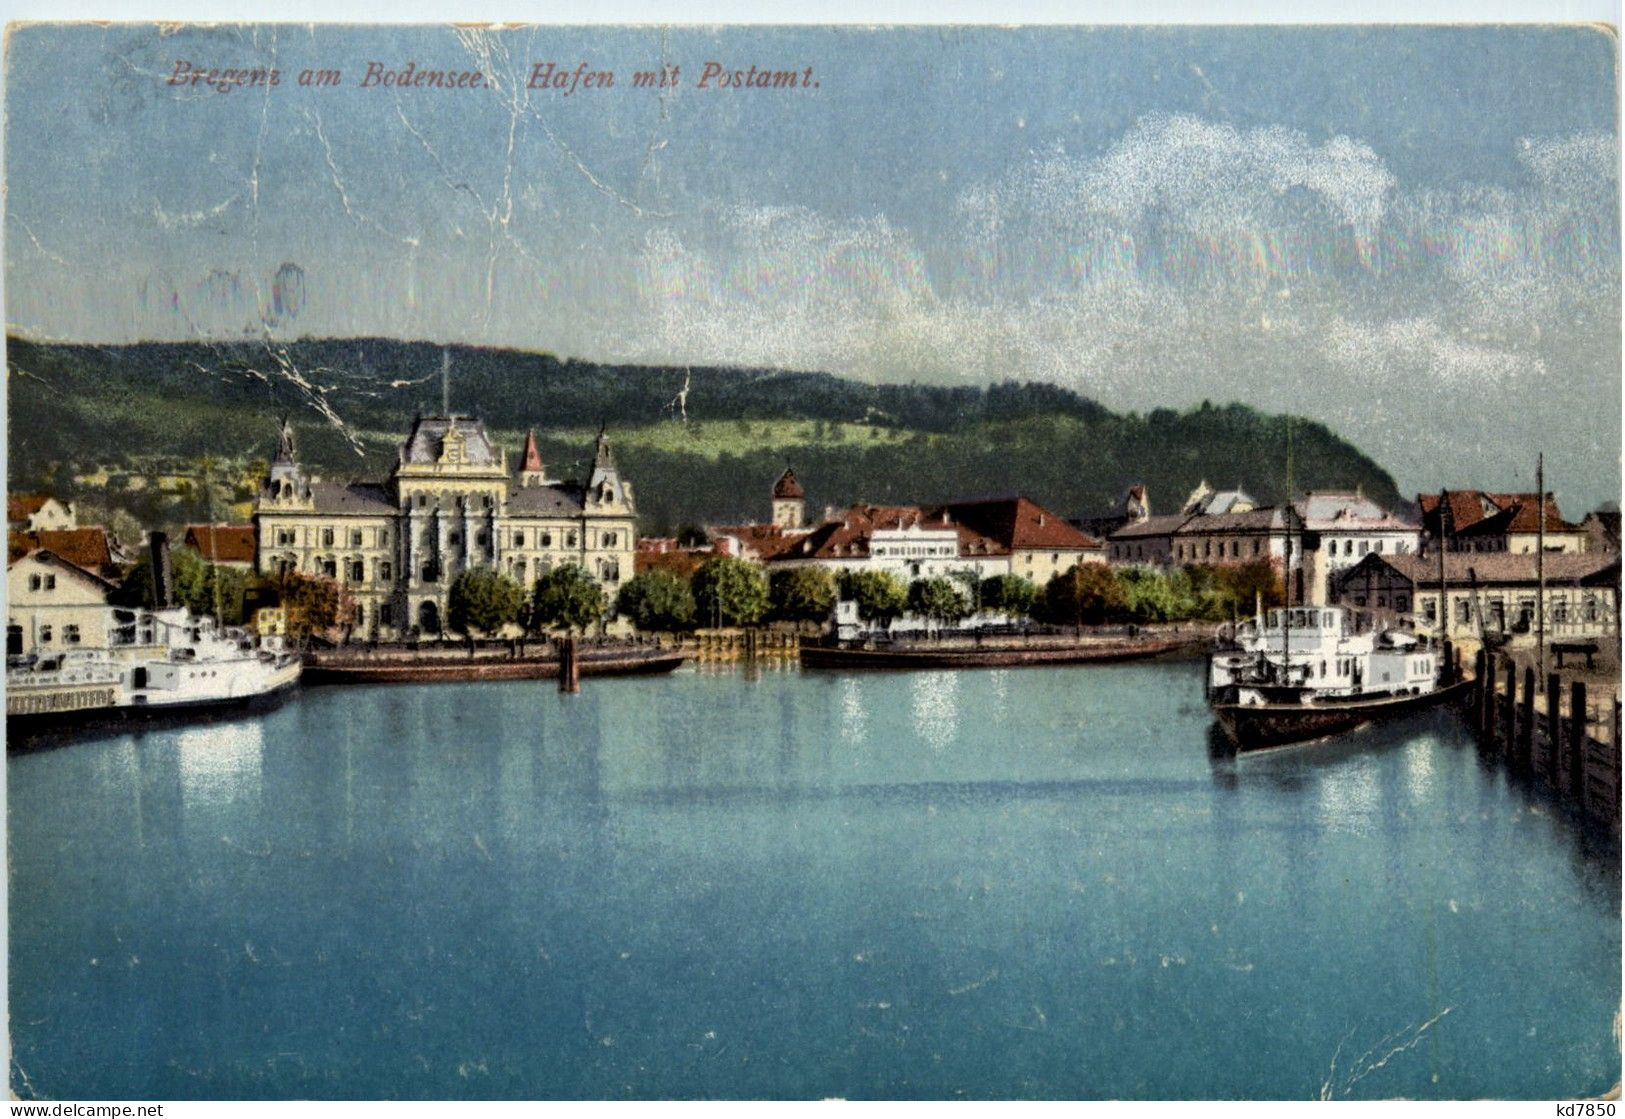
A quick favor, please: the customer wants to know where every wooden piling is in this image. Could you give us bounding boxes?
[1569,681,1587,799]
[1547,672,1561,781]
[1517,667,1535,772]
[1474,649,1488,732]
[1502,659,1517,755]
[559,635,580,693]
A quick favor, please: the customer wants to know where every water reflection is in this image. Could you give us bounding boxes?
[175,719,264,814]
[910,671,960,752]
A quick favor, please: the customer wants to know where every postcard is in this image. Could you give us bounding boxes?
[4,20,1620,1103]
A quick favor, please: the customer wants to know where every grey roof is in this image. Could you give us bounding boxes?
[506,483,587,517]
[399,415,499,466]
[1186,489,1255,515]
[1294,491,1416,530]
[310,482,396,515]
[1173,508,1291,534]
[1110,514,1192,539]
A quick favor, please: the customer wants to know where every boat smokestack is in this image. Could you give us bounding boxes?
[149,531,174,609]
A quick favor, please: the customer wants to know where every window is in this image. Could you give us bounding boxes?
[1358,541,1368,555]
[567,532,578,548]
[1252,539,1261,556]
[1375,540,1384,553]
[1396,595,1409,612]
[351,530,363,547]
[449,533,461,546]
[541,532,552,548]
[380,530,390,548]
[417,494,427,508]
[321,558,337,579]
[1423,600,1437,622]
[1455,599,1471,624]
[44,575,55,590]
[65,625,80,644]
[276,529,294,546]
[422,564,438,584]
[322,528,335,547]
[380,604,394,627]
[604,532,618,548]
[28,574,40,591]
[514,532,525,548]
[379,561,392,582]
[476,531,488,547]
[39,625,52,643]
[349,560,365,582]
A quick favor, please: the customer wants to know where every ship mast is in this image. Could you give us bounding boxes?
[1537,452,1546,676]
[1283,417,1293,682]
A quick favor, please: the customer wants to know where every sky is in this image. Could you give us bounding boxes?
[4,23,1620,509]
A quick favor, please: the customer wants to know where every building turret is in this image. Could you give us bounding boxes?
[586,426,632,508]
[263,417,311,505]
[1123,484,1149,524]
[772,467,806,529]
[519,430,546,488]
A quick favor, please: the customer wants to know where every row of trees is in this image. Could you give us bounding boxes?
[121,547,1287,641]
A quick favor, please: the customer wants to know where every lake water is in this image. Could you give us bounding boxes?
[8,661,1621,1100]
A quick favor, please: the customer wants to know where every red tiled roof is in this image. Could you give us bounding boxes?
[711,523,807,561]
[1418,490,1578,535]
[7,494,50,522]
[183,524,257,564]
[771,504,1006,563]
[633,549,708,578]
[9,528,113,572]
[928,496,1103,552]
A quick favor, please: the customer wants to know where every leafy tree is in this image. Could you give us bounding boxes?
[979,574,1038,618]
[448,567,526,636]
[1036,563,1128,627]
[275,571,340,641]
[615,569,697,632]
[1208,560,1286,620]
[692,555,769,628]
[908,577,970,629]
[769,566,837,627]
[840,569,908,631]
[530,564,607,634]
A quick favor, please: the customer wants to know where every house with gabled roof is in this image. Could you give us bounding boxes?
[1333,550,1620,642]
[7,494,76,533]
[7,549,119,657]
[1418,490,1588,555]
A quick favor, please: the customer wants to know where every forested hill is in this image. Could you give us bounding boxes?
[7,336,1402,534]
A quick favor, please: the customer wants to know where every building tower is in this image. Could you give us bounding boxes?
[263,417,311,506]
[519,430,546,488]
[772,467,806,529]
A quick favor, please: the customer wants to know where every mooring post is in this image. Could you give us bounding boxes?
[1474,649,1487,733]
[1502,658,1517,756]
[1546,672,1562,781]
[1569,680,1587,802]
[559,635,580,694]
[1518,667,1535,772]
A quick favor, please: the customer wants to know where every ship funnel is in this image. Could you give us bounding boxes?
[149,531,175,609]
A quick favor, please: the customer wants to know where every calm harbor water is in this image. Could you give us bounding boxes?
[8,661,1621,1100]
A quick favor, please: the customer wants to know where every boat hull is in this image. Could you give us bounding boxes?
[800,636,1195,671]
[1212,677,1475,751]
[7,671,301,747]
[300,648,688,685]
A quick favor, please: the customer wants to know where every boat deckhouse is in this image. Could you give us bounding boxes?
[254,417,636,638]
